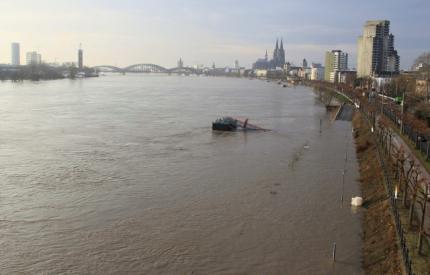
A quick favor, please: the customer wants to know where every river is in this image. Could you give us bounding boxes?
[0,75,362,274]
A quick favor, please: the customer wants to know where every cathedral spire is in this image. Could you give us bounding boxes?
[265,49,268,61]
[280,39,284,50]
[273,38,279,64]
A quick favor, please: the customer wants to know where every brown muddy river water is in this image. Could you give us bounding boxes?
[0,75,362,274]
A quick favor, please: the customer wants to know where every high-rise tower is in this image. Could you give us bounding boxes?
[26,51,42,65]
[11,43,20,66]
[78,44,83,70]
[357,20,400,77]
[324,50,348,82]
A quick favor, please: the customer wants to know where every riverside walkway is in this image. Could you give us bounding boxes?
[335,87,430,247]
[390,129,430,243]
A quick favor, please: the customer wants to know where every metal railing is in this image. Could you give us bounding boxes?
[382,107,430,161]
[354,97,415,275]
[374,131,414,275]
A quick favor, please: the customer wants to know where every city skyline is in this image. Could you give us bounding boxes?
[0,0,429,69]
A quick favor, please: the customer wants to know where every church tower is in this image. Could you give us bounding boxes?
[279,39,285,67]
[273,39,279,67]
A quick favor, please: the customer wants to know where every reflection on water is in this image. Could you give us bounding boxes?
[0,75,362,274]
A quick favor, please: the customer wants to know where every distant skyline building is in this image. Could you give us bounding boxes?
[252,39,286,70]
[11,43,20,66]
[26,51,42,65]
[253,49,270,70]
[234,60,240,69]
[177,58,183,68]
[302,58,308,68]
[324,50,348,82]
[310,63,324,81]
[357,20,400,77]
[78,45,83,69]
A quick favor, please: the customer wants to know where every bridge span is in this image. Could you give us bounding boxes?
[92,64,200,74]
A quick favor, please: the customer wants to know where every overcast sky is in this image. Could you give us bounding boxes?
[1,0,429,69]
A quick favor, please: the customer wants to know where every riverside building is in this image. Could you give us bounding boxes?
[324,50,348,83]
[357,20,400,77]
[310,63,324,81]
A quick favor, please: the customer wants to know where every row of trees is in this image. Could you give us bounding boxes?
[378,117,429,255]
[412,52,430,72]
[0,64,96,81]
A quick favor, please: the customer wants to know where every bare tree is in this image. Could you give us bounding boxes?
[412,52,430,71]
[404,158,416,208]
[412,52,430,101]
[393,148,407,199]
[416,183,429,254]
[408,168,421,228]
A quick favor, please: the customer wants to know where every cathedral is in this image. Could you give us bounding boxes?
[272,39,285,68]
[253,39,286,70]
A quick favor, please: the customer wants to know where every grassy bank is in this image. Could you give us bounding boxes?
[352,112,403,274]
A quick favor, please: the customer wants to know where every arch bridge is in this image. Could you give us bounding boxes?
[92,65,123,73]
[92,64,201,74]
[123,64,168,73]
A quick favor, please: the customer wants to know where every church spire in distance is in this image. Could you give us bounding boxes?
[272,37,285,68]
[273,38,279,65]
